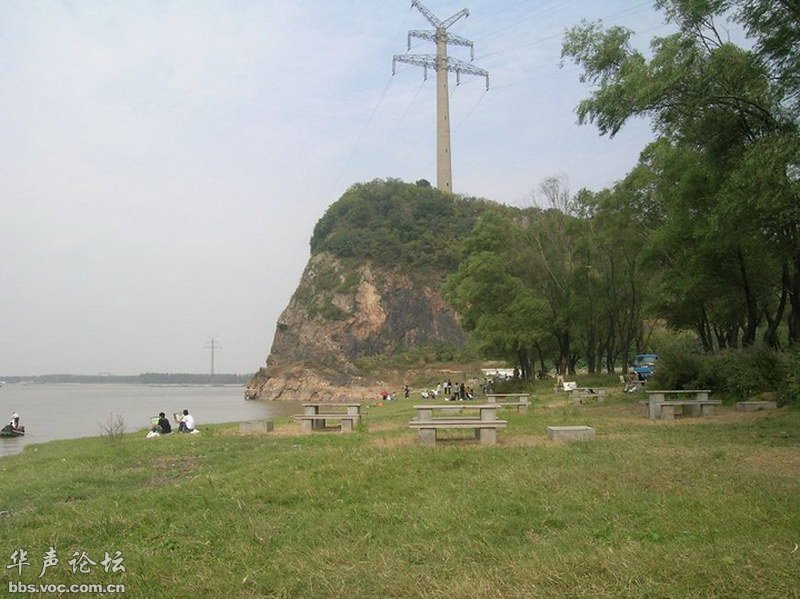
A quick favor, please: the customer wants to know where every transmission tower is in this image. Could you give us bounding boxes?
[204,337,222,376]
[392,0,489,194]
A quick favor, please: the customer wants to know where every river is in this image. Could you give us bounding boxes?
[0,383,299,458]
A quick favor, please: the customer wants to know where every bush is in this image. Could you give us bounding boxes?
[654,343,797,403]
[699,346,786,400]
[777,349,800,407]
[99,413,127,444]
[652,347,703,390]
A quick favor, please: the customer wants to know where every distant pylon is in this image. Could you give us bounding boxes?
[204,337,222,375]
[392,0,489,194]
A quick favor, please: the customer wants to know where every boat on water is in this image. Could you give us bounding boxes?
[0,425,25,438]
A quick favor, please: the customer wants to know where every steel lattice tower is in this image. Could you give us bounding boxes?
[393,0,489,193]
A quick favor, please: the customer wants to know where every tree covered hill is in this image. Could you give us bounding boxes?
[309,178,500,274]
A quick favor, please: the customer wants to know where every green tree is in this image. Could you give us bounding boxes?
[562,0,800,346]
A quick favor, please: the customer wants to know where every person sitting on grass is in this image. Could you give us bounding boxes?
[178,409,195,433]
[155,412,172,434]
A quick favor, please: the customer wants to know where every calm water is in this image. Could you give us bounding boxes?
[0,384,299,458]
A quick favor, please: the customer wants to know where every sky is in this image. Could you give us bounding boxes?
[0,1,680,376]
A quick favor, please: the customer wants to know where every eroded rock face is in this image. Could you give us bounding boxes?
[246,251,465,401]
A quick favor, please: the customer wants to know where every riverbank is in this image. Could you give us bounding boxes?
[1,389,798,597]
[0,384,299,457]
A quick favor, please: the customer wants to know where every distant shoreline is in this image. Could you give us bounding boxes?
[0,373,253,385]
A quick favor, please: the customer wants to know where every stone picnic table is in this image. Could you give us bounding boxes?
[569,387,608,405]
[485,393,531,412]
[296,402,363,433]
[409,404,507,446]
[644,390,720,420]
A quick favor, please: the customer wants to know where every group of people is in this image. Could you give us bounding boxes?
[2,409,197,440]
[149,409,196,436]
[441,379,475,401]
[416,379,483,401]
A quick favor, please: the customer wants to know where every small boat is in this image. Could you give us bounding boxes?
[0,425,25,438]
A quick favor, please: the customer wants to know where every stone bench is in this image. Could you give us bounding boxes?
[736,401,778,412]
[238,420,274,434]
[547,426,596,441]
[296,413,360,433]
[570,388,608,405]
[494,400,530,412]
[644,390,716,420]
[301,402,363,430]
[649,400,722,420]
[409,418,507,446]
[486,394,531,412]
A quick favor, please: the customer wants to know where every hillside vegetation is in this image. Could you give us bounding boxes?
[310,179,498,274]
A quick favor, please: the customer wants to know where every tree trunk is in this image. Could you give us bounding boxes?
[517,348,533,381]
[737,247,761,346]
[788,255,800,345]
[764,263,788,348]
[697,304,714,352]
[534,343,547,375]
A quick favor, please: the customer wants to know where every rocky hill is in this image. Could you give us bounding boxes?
[246,179,493,401]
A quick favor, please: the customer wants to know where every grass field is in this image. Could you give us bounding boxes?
[1,389,798,598]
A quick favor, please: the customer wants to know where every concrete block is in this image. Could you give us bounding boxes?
[736,401,778,412]
[547,425,596,441]
[239,420,274,434]
[419,428,436,446]
[479,428,498,445]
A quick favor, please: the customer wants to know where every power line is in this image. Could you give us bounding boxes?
[474,1,655,64]
[451,0,559,33]
[454,89,488,131]
[389,78,427,136]
[332,75,394,191]
[483,21,672,93]
[472,0,570,40]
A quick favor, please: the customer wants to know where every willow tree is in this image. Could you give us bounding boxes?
[562,0,800,346]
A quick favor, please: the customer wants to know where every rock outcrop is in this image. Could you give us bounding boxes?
[246,179,489,401]
[246,251,466,401]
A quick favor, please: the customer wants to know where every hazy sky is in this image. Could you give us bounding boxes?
[1,1,674,376]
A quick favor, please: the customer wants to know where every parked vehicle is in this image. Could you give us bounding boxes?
[633,354,659,380]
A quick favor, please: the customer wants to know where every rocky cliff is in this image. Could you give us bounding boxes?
[246,179,490,401]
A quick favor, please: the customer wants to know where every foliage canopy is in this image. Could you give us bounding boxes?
[310,179,496,274]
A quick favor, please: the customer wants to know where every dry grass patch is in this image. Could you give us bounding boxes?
[742,447,800,478]
[145,454,205,487]
[365,421,406,433]
[503,434,552,447]
[371,435,415,448]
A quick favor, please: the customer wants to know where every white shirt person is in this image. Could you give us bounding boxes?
[178,409,195,432]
